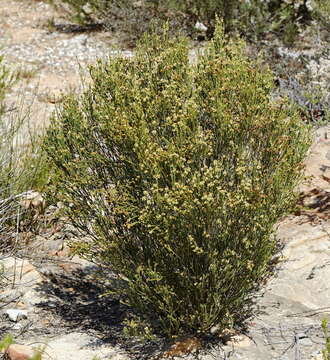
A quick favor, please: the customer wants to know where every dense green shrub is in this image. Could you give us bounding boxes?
[44,23,311,336]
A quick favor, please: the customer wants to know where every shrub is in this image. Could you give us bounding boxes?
[43,23,311,336]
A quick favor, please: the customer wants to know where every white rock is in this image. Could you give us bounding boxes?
[21,289,47,307]
[5,309,28,322]
[195,21,207,32]
[12,323,23,330]
[82,3,93,15]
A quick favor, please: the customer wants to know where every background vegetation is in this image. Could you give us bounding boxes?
[49,0,330,43]
[0,56,47,257]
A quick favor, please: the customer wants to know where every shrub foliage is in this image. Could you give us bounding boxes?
[44,23,311,336]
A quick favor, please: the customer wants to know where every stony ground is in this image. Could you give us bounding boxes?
[1,1,330,360]
[0,0,132,133]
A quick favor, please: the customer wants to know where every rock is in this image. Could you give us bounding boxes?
[4,344,40,360]
[311,352,323,360]
[21,289,47,307]
[46,332,129,360]
[194,21,207,32]
[82,3,93,15]
[210,324,221,335]
[299,336,313,346]
[2,258,43,287]
[19,191,46,218]
[132,0,143,7]
[227,334,253,348]
[37,264,61,276]
[38,89,65,104]
[12,323,23,330]
[217,328,237,343]
[163,337,202,358]
[44,238,64,253]
[5,309,28,322]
